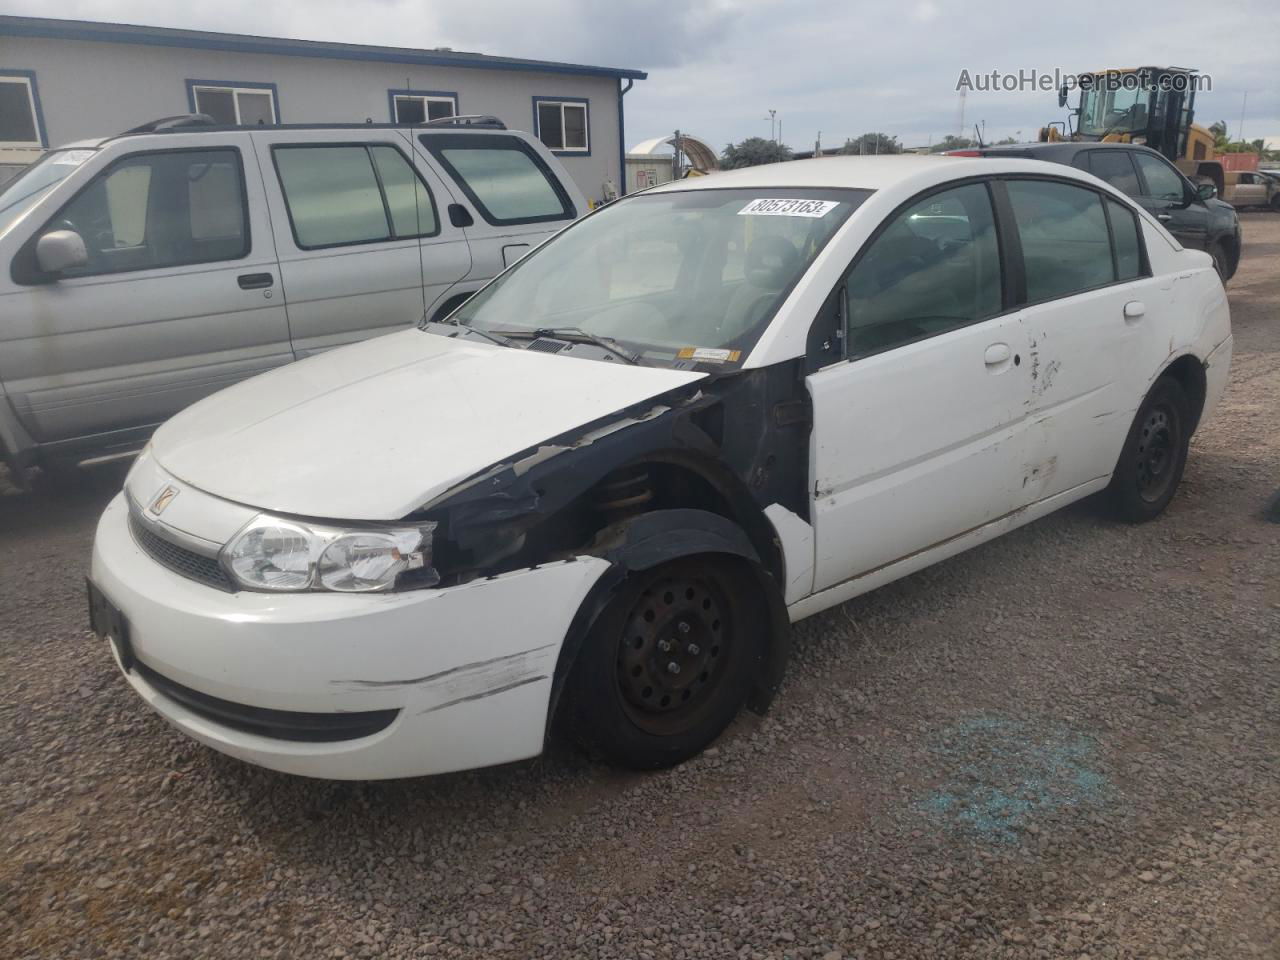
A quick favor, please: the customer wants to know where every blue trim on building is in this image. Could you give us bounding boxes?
[531,96,591,158]
[185,79,282,123]
[0,68,48,147]
[1,15,647,80]
[386,89,460,123]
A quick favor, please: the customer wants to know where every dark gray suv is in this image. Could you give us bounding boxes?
[957,141,1242,281]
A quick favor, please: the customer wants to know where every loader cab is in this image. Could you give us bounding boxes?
[1067,68,1197,164]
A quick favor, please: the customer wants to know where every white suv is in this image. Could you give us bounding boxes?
[0,115,584,476]
[90,155,1231,780]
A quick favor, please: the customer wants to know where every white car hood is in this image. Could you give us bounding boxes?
[151,329,705,520]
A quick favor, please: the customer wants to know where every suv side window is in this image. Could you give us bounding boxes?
[1006,179,1114,302]
[842,182,1002,358]
[1086,151,1141,196]
[421,133,576,225]
[45,149,248,278]
[273,144,439,250]
[1131,152,1186,201]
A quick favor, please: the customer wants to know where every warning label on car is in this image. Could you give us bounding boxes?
[738,198,839,218]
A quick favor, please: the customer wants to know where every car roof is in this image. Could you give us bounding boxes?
[979,140,1157,158]
[643,154,1106,194]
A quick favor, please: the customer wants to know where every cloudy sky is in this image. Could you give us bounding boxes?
[6,0,1278,152]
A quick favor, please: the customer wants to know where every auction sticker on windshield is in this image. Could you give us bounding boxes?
[739,198,839,218]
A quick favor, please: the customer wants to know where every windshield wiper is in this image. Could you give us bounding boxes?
[430,317,514,347]
[496,327,641,365]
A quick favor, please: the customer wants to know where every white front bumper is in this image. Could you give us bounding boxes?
[91,493,610,780]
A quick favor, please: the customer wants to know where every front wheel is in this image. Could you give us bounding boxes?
[561,555,766,769]
[1106,377,1191,523]
[1208,242,1229,283]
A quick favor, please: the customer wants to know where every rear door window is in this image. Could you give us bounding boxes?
[1006,179,1122,301]
[272,143,438,249]
[1105,198,1145,281]
[421,133,575,225]
[1086,151,1141,196]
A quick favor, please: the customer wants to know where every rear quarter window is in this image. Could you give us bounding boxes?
[420,133,576,226]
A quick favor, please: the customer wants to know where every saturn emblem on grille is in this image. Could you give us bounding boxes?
[149,485,179,516]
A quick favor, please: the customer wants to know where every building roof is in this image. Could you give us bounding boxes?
[0,15,648,81]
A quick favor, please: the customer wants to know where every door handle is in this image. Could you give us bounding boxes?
[1124,300,1146,321]
[984,343,1011,366]
[1156,214,1173,222]
[237,272,274,290]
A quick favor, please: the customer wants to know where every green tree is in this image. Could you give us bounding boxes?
[927,135,976,153]
[1209,121,1230,150]
[720,137,793,169]
[839,132,901,155]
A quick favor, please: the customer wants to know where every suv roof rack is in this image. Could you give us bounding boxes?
[122,114,218,135]
[422,115,506,130]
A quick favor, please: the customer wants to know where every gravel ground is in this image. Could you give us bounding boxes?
[2,214,1278,960]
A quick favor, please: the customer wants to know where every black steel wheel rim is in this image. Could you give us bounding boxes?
[616,573,731,735]
[1135,402,1180,503]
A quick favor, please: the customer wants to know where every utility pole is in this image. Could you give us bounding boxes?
[1238,91,1248,145]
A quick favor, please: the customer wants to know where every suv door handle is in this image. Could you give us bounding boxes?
[1156,214,1173,222]
[1124,300,1146,321]
[237,272,274,290]
[984,343,1011,366]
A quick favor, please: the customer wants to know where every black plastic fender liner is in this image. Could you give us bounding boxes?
[546,508,791,742]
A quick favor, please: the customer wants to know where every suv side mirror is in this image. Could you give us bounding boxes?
[1195,182,1217,202]
[1057,84,1069,109]
[35,230,89,275]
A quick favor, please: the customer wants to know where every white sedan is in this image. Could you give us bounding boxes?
[89,156,1232,779]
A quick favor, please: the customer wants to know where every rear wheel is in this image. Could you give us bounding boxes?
[1106,377,1191,522]
[562,555,763,769]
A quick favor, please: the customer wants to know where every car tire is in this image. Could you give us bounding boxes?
[1208,242,1230,282]
[1271,194,1280,213]
[562,555,765,769]
[1106,377,1192,523]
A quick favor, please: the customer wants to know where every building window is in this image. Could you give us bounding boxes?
[188,81,278,125]
[533,98,589,153]
[0,71,45,147]
[389,90,458,125]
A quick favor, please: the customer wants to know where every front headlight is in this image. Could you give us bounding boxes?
[221,515,438,593]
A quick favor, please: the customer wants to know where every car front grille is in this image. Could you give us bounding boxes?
[128,511,236,593]
[135,660,399,742]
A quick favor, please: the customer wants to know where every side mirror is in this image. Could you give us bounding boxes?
[35,230,88,275]
[1057,84,1069,109]
[1195,182,1217,202]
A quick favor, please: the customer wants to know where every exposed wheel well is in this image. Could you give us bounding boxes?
[581,458,785,587]
[1160,354,1208,434]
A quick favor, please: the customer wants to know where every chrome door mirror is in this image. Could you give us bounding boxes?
[35,229,89,275]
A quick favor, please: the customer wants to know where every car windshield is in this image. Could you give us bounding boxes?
[450,187,868,365]
[0,148,97,235]
[1077,82,1150,138]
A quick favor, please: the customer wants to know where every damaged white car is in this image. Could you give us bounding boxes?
[89,156,1232,779]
